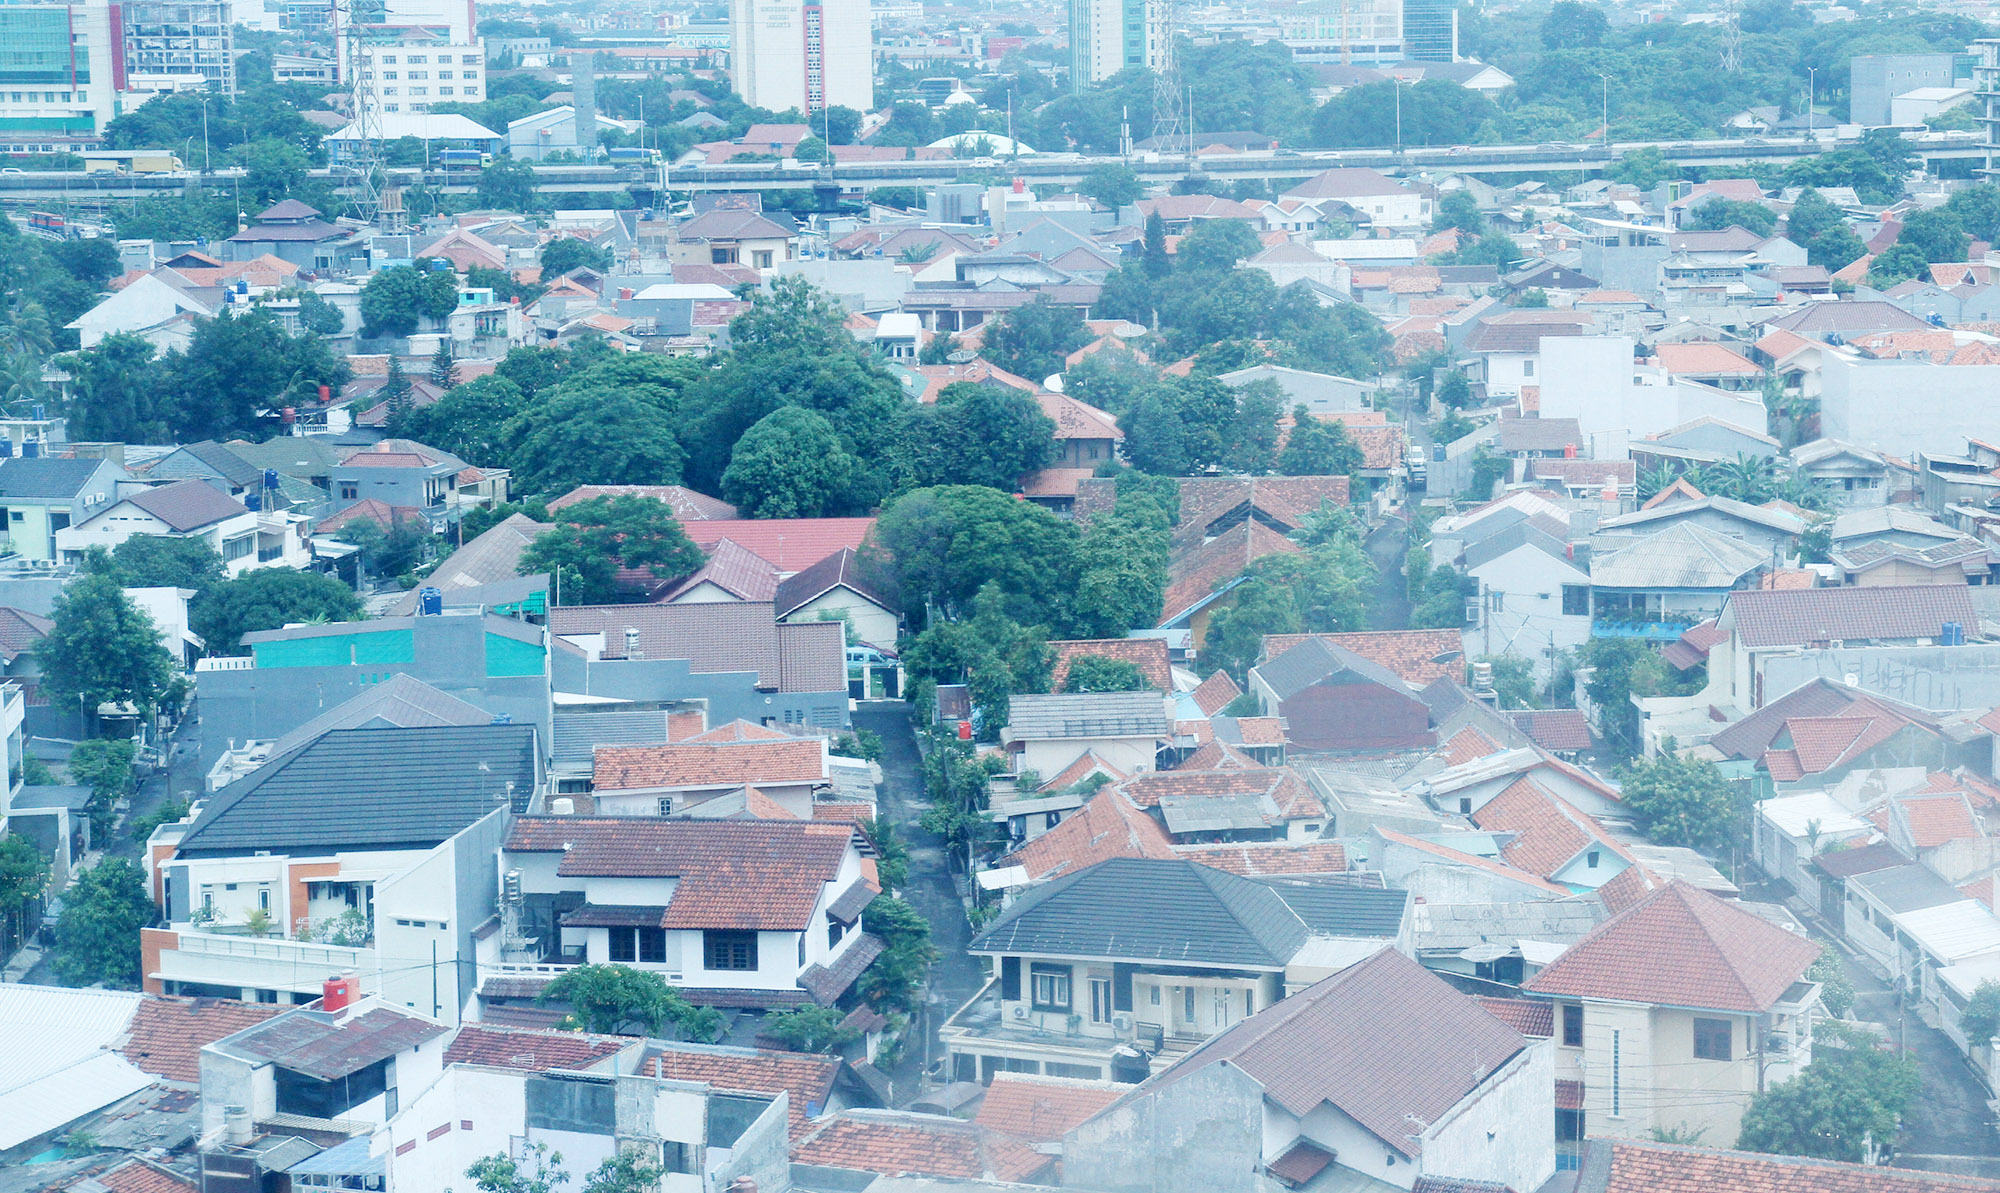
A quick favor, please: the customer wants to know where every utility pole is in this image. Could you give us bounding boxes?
[1806,66,1816,139]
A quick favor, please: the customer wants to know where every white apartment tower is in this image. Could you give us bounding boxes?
[730,0,872,113]
[354,29,484,115]
[1070,0,1154,88]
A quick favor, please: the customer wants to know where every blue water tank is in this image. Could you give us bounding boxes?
[29,404,44,421]
[22,439,40,458]
[418,586,445,616]
[0,440,15,458]
[489,713,512,725]
[245,492,262,511]
[264,468,279,491]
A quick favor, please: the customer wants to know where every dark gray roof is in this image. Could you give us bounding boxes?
[1255,638,1410,702]
[1461,522,1571,573]
[9,783,91,811]
[123,479,250,531]
[552,709,676,766]
[0,457,109,500]
[969,857,1408,968]
[1848,862,1966,915]
[175,724,539,855]
[171,441,263,487]
[264,674,491,759]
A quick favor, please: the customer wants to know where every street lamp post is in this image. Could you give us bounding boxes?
[1600,74,1611,149]
[1806,66,1817,139]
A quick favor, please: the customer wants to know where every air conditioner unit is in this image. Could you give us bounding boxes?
[1465,600,1482,626]
[1012,1005,1030,1020]
[1112,1013,1132,1032]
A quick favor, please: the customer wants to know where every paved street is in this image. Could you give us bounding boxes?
[1841,951,2000,1162]
[850,703,986,1106]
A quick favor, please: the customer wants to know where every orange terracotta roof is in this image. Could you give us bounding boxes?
[1653,342,1762,376]
[973,1074,1125,1142]
[651,1045,841,1139]
[1471,777,1631,880]
[1173,841,1347,876]
[95,1160,197,1193]
[445,1024,629,1072]
[1893,794,1981,849]
[1160,519,1302,624]
[1189,670,1243,716]
[1576,1137,2000,1193]
[1373,827,1569,895]
[120,996,282,1083]
[1442,726,1505,766]
[594,739,824,790]
[1261,629,1464,686]
[1002,788,1175,880]
[1049,638,1173,692]
[790,1113,1049,1183]
[1524,882,1820,1013]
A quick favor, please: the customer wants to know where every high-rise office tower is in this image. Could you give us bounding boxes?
[1069,0,1154,89]
[122,0,236,92]
[0,0,123,150]
[729,0,872,113]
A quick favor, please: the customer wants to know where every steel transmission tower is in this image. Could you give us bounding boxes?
[1719,0,1742,73]
[1149,0,1183,148]
[340,0,388,223]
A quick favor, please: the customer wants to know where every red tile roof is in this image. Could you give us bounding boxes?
[1002,788,1176,880]
[1471,777,1631,880]
[790,1113,1049,1183]
[1190,670,1243,716]
[1161,520,1302,624]
[680,517,877,573]
[1374,827,1569,895]
[1509,709,1593,752]
[1653,342,1762,376]
[95,1160,198,1193]
[973,1074,1125,1142]
[119,995,282,1083]
[1261,629,1464,686]
[1173,841,1348,876]
[593,739,825,790]
[1049,638,1173,692]
[1474,995,1553,1037]
[1228,716,1287,746]
[1442,726,1505,766]
[1575,1139,2000,1193]
[661,537,780,602]
[547,484,738,520]
[1524,882,1820,1013]
[1894,794,1981,849]
[650,1044,841,1139]
[444,1024,629,1072]
[506,818,855,931]
[1117,767,1324,821]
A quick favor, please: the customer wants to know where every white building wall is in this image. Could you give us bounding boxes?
[358,38,485,116]
[731,0,872,112]
[1539,336,1768,454]
[1820,354,2000,459]
[1419,1041,1556,1192]
[1465,545,1592,680]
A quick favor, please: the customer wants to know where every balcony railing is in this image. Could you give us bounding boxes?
[1590,614,1700,640]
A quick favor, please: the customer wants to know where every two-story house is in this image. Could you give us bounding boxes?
[330,441,470,530]
[1521,882,1822,1145]
[588,733,832,817]
[492,817,881,1013]
[57,479,309,575]
[943,857,1410,1084]
[141,723,540,1016]
[1064,948,1555,1193]
[200,992,448,1139]
[0,456,125,562]
[1001,692,1173,789]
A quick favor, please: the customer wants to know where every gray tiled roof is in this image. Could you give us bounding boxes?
[175,724,539,855]
[1001,692,1172,740]
[123,479,250,532]
[969,857,1407,968]
[264,674,491,759]
[0,457,108,500]
[1726,583,1977,649]
[1590,522,1768,589]
[1255,638,1409,702]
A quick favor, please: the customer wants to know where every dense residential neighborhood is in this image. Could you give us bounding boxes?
[19,0,2000,1189]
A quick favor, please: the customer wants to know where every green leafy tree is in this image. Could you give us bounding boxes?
[58,334,167,443]
[721,406,872,518]
[466,1144,568,1193]
[1541,0,1609,47]
[191,568,365,656]
[580,1153,664,1193]
[1866,243,1929,290]
[477,156,540,211]
[540,236,613,277]
[428,341,459,391]
[360,265,436,339]
[762,1004,863,1053]
[391,375,529,466]
[1061,655,1151,693]
[865,485,1079,625]
[858,895,937,1013]
[163,308,350,440]
[1784,188,1843,246]
[239,138,311,206]
[54,859,156,987]
[980,298,1091,383]
[1278,407,1364,477]
[1896,207,1969,265]
[1737,1021,1915,1162]
[68,737,136,836]
[1607,146,1680,190]
[1962,979,2000,1044]
[1432,190,1485,237]
[905,381,1059,490]
[519,495,705,606]
[538,963,722,1040]
[380,354,414,423]
[0,834,49,954]
[1068,510,1170,638]
[106,535,227,598]
[1313,79,1498,148]
[1808,226,1868,272]
[865,814,910,891]
[1202,516,1374,681]
[38,571,177,721]
[902,582,1053,733]
[1435,370,1473,410]
[338,516,431,580]
[1580,637,1704,755]
[506,383,686,495]
[293,289,346,336]
[1080,161,1143,210]
[1615,749,1742,853]
[1685,198,1778,238]
[1808,950,1854,1018]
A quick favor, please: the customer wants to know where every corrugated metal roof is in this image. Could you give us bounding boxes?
[0,985,150,1150]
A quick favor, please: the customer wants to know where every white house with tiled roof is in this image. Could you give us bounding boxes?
[1522,882,1822,1145]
